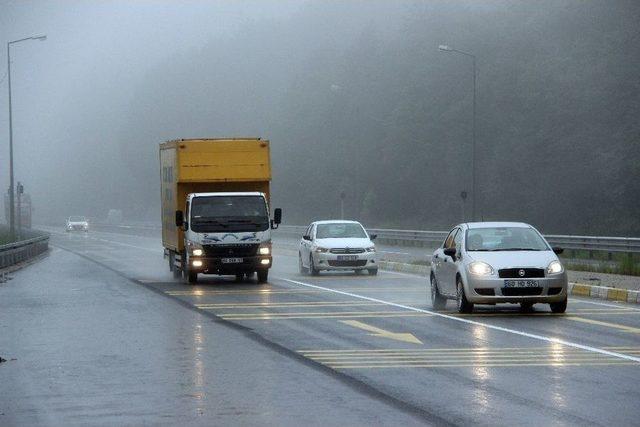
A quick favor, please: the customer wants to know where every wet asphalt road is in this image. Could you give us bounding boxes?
[2,227,640,426]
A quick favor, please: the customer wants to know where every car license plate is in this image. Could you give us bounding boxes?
[504,280,539,287]
[337,255,358,261]
[222,257,243,264]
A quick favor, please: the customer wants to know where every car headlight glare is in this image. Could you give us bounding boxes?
[469,261,494,276]
[547,260,564,274]
[315,247,328,253]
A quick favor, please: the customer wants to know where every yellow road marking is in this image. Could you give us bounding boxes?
[196,301,417,309]
[566,316,640,333]
[165,288,423,296]
[221,312,432,320]
[340,320,423,344]
[324,361,637,369]
[300,346,640,354]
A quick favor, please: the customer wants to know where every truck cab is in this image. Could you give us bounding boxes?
[176,192,281,283]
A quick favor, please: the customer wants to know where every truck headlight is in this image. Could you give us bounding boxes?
[547,260,564,274]
[192,249,203,256]
[259,245,271,255]
[469,261,494,276]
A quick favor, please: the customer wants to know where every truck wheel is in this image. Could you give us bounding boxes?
[169,252,181,278]
[187,271,198,284]
[257,269,269,283]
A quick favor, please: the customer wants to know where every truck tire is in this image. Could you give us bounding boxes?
[257,269,269,283]
[187,270,198,284]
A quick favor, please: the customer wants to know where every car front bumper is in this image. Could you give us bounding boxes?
[312,252,378,271]
[463,272,568,304]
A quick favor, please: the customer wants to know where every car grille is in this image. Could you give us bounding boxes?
[203,244,258,257]
[498,268,545,278]
[328,260,368,267]
[501,287,543,296]
[330,248,365,254]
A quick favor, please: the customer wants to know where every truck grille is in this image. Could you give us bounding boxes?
[328,260,368,267]
[498,268,545,278]
[203,244,259,257]
[330,248,365,254]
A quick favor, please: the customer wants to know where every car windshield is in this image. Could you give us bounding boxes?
[466,227,549,251]
[69,216,86,222]
[316,223,367,239]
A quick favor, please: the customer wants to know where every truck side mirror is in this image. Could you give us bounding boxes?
[175,210,184,227]
[271,208,282,229]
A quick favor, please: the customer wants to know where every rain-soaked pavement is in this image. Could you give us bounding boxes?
[2,226,640,426]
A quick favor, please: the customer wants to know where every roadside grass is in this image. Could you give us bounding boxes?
[563,258,640,277]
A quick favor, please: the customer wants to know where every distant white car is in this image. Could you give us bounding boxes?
[299,220,378,275]
[66,216,89,232]
[430,222,568,313]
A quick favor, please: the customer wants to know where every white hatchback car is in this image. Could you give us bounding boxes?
[299,220,378,275]
[430,222,568,313]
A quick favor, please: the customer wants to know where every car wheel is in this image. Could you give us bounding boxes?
[299,253,307,275]
[368,268,378,276]
[520,302,535,312]
[430,274,447,310]
[257,269,269,283]
[549,297,567,314]
[456,278,474,314]
[309,255,319,276]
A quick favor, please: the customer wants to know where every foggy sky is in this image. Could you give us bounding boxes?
[1,1,639,235]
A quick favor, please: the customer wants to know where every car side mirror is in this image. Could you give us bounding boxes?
[302,235,312,241]
[369,234,377,241]
[175,210,184,227]
[444,247,457,258]
[552,247,564,255]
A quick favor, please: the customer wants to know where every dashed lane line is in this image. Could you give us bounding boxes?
[279,277,640,364]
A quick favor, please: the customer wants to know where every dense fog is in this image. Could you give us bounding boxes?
[1,0,639,235]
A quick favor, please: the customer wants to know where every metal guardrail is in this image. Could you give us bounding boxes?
[276,225,640,254]
[0,233,50,270]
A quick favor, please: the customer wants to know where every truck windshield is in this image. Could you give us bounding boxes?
[190,196,269,232]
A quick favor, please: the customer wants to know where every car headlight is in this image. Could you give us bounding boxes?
[468,261,494,276]
[314,247,329,253]
[547,260,564,274]
[366,246,376,253]
[259,244,271,255]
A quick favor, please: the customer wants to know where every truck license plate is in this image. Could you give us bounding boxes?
[337,255,358,261]
[222,257,243,264]
[504,280,539,287]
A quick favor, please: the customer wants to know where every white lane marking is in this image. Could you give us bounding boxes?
[380,250,411,255]
[571,298,640,312]
[278,278,640,363]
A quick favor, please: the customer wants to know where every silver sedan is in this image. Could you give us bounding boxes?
[299,220,378,275]
[430,222,568,313]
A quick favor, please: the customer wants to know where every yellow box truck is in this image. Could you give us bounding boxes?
[160,138,282,284]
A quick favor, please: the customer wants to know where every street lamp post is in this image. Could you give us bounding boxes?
[438,44,477,221]
[7,35,46,239]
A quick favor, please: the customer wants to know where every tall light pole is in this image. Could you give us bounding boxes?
[7,34,46,239]
[438,44,477,221]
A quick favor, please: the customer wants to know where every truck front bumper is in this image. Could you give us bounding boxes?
[188,255,272,275]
